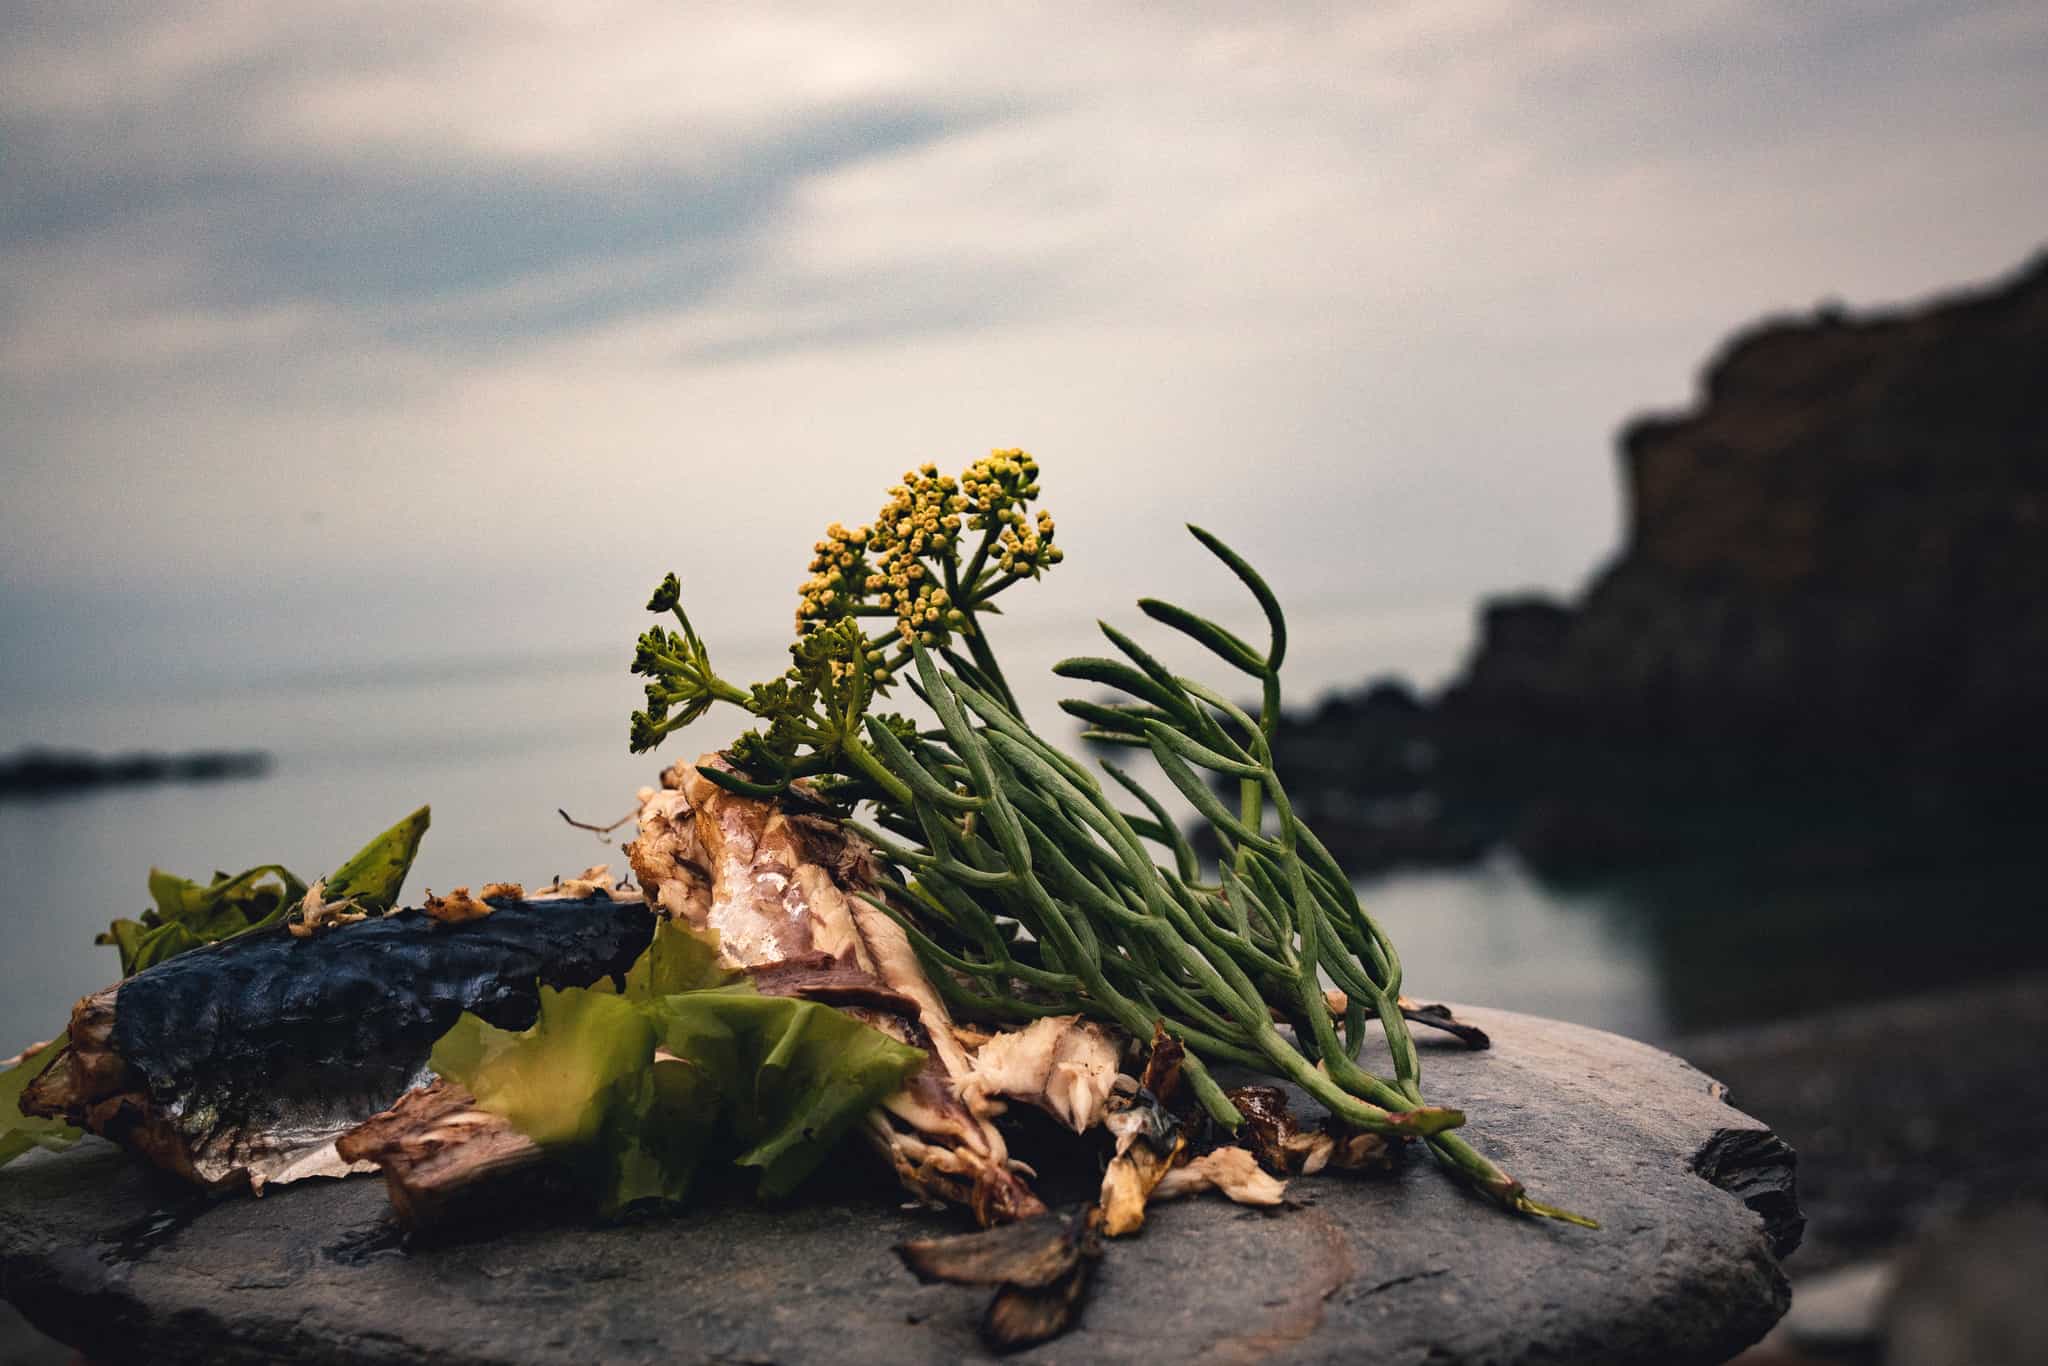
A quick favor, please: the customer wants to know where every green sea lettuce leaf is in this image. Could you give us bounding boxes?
[431,987,655,1150]
[321,805,431,912]
[651,991,928,1198]
[428,921,924,1214]
[1,1031,83,1169]
[101,864,306,976]
[95,805,431,976]
[614,917,739,999]
[603,1051,723,1213]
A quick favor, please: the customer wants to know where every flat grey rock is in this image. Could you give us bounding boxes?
[0,1007,1796,1365]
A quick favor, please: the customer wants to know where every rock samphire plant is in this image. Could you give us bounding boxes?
[629,451,1592,1226]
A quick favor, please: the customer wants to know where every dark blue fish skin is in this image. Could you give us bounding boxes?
[107,898,653,1176]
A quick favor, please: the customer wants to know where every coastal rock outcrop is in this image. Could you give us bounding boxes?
[1278,251,2048,878]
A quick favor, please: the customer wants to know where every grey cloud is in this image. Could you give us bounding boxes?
[674,252,1082,367]
[2,0,2043,629]
[3,102,968,345]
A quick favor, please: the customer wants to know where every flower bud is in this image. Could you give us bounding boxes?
[646,573,682,613]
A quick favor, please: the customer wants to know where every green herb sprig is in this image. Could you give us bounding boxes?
[629,450,1061,798]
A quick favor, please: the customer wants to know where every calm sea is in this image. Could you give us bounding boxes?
[6,608,2046,1056]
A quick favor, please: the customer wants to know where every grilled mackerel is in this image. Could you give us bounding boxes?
[22,895,651,1191]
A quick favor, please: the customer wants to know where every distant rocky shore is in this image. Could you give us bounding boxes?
[0,748,271,798]
[1274,251,2048,879]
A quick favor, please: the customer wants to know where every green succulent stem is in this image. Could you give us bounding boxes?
[836,732,915,808]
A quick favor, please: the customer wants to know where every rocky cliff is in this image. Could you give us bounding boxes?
[1278,251,2048,878]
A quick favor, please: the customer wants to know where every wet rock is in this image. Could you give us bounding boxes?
[0,748,270,799]
[1679,973,2048,1276]
[0,1007,1796,1365]
[1880,1201,2048,1366]
[1776,1258,1894,1358]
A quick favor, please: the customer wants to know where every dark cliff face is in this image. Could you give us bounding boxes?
[1282,251,2048,879]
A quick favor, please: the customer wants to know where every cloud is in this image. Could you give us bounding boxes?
[8,2,2039,360]
[3,92,966,321]
[1,0,2043,697]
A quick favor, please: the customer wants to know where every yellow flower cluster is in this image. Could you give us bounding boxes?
[795,521,872,633]
[958,449,1063,578]
[867,462,966,646]
[793,450,1060,671]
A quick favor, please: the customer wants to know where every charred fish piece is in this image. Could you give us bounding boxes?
[337,1077,550,1229]
[21,896,653,1192]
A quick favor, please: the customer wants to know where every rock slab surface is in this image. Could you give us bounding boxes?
[0,1007,1796,1365]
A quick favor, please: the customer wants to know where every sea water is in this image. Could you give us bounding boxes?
[5,613,2044,1056]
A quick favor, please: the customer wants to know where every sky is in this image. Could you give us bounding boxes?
[3,0,2045,705]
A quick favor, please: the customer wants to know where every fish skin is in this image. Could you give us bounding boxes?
[25,897,653,1191]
